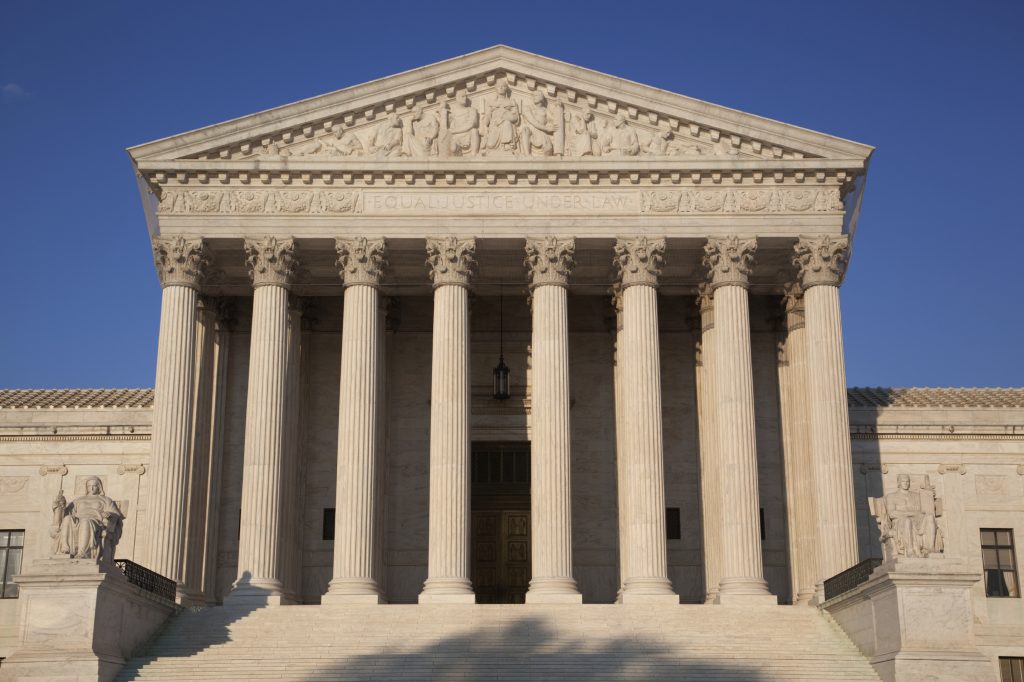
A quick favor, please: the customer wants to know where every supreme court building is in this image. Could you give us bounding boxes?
[1,47,1022,682]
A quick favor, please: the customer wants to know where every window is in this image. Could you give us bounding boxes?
[666,508,681,540]
[982,529,1019,598]
[323,508,335,542]
[0,530,24,599]
[1001,657,1024,682]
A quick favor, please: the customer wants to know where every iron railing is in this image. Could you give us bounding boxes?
[114,559,176,602]
[823,558,882,601]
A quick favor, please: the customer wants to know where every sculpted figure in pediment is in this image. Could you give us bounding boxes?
[443,94,481,156]
[602,113,640,156]
[405,105,440,157]
[326,124,365,156]
[521,92,558,156]
[644,129,703,157]
[369,113,404,158]
[567,110,598,156]
[482,79,520,154]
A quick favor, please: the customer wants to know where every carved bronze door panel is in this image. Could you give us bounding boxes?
[470,442,531,604]
[472,509,531,603]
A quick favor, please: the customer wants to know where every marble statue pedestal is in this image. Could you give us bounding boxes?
[824,558,995,682]
[0,558,178,682]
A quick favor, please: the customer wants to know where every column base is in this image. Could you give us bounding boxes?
[621,577,679,604]
[419,577,475,604]
[225,578,294,606]
[714,577,777,606]
[322,592,385,605]
[321,577,385,604]
[526,577,582,603]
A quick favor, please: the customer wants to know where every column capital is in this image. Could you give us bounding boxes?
[613,236,665,288]
[244,237,300,289]
[703,236,757,289]
[782,282,805,331]
[697,282,715,331]
[524,236,575,288]
[425,236,476,288]
[153,236,210,289]
[336,237,388,287]
[793,235,850,288]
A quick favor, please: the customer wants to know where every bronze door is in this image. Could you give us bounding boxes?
[470,442,531,604]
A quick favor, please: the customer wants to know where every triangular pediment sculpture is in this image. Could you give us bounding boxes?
[129,46,871,166]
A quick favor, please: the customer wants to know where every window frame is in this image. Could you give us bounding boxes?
[981,528,1020,599]
[0,529,25,599]
[1000,656,1024,682]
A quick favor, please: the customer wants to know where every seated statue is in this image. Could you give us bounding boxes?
[51,476,124,565]
[870,473,944,560]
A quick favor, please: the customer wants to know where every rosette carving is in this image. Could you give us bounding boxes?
[793,235,850,288]
[425,236,476,287]
[524,236,575,288]
[613,236,666,288]
[244,236,300,288]
[152,236,210,289]
[335,237,388,287]
[703,236,757,289]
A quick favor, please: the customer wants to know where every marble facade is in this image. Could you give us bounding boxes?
[0,48,1021,680]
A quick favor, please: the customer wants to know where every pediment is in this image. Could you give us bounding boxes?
[129,46,871,168]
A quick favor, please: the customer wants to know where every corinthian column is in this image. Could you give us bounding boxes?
[704,236,774,604]
[777,284,819,605]
[229,237,299,605]
[613,237,678,604]
[419,236,476,604]
[794,235,859,594]
[696,284,723,604]
[611,287,628,602]
[146,236,208,591]
[524,237,582,603]
[324,237,388,604]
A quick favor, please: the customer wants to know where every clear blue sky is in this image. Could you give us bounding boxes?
[1,1,1021,389]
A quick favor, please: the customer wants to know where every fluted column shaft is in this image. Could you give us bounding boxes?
[229,236,300,605]
[704,236,774,604]
[327,237,388,603]
[805,285,859,581]
[612,293,628,602]
[613,237,678,604]
[794,235,859,594]
[524,237,581,603]
[147,236,208,591]
[696,288,723,604]
[231,284,291,602]
[147,284,200,586]
[713,285,771,599]
[777,288,819,605]
[420,236,476,603]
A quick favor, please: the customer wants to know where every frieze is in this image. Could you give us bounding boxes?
[158,189,363,215]
[156,187,844,217]
[640,188,842,214]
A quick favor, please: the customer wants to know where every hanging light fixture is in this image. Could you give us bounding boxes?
[493,284,510,400]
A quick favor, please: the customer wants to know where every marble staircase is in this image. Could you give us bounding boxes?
[118,603,879,681]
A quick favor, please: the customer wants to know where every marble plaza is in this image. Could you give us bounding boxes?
[0,47,1021,681]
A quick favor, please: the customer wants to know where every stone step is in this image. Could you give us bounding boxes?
[118,604,879,681]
